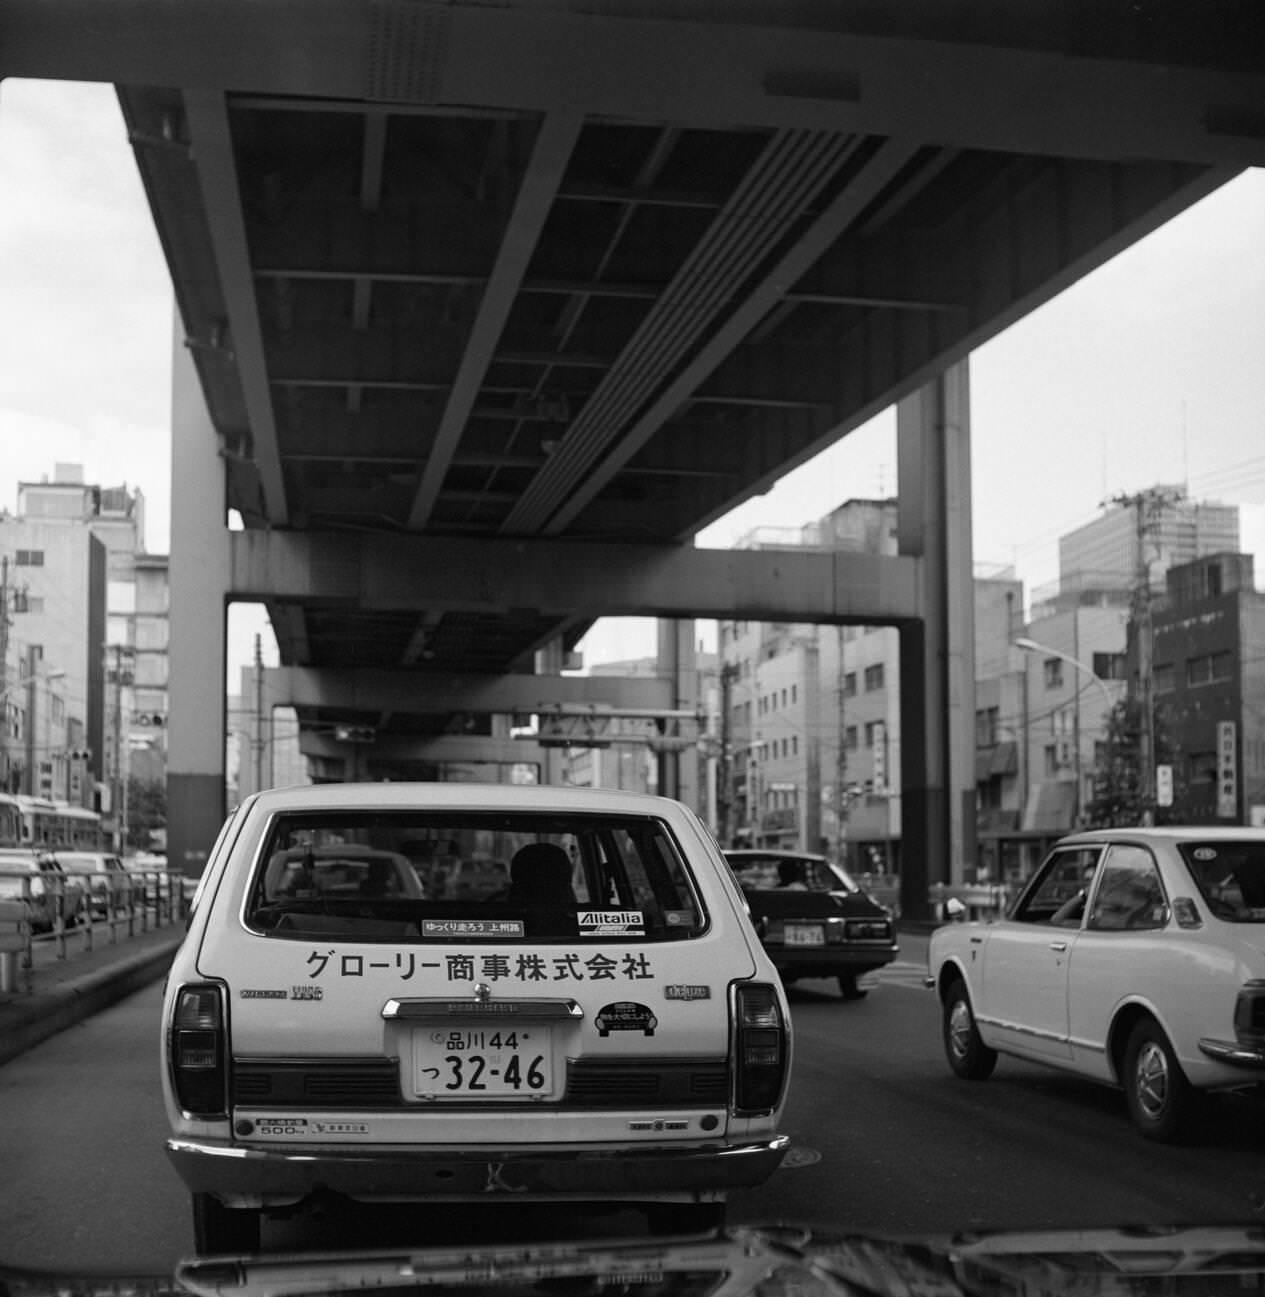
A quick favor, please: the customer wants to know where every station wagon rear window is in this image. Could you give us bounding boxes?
[245,810,705,942]
[1180,841,1265,922]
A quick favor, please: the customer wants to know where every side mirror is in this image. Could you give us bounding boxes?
[943,896,967,922]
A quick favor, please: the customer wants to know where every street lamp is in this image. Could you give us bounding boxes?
[1013,639,1113,715]
[1014,637,1114,828]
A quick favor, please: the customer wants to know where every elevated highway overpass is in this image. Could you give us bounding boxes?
[3,0,1263,911]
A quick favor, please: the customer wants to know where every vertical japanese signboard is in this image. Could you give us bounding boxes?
[1217,721,1237,820]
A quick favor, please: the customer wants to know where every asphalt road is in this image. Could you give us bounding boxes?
[2,945,1264,1272]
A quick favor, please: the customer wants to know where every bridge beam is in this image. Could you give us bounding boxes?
[230,532,924,626]
[299,731,548,769]
[266,666,675,714]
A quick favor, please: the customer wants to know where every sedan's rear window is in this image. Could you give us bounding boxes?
[245,810,705,942]
[1180,842,1265,922]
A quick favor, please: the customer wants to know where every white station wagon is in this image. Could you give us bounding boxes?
[162,783,792,1252]
[927,827,1265,1142]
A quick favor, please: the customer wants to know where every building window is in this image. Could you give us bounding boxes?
[845,725,858,750]
[15,549,44,566]
[843,672,857,698]
[1153,663,1174,694]
[1093,651,1127,681]
[975,706,999,747]
[791,736,798,756]
[791,684,797,705]
[1044,744,1059,776]
[1185,653,1231,687]
[1043,658,1064,689]
[864,721,883,747]
[1188,751,1218,784]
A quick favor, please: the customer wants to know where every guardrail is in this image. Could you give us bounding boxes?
[0,898,29,993]
[927,881,1011,920]
[0,866,188,990]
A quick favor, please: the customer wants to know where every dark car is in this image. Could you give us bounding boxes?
[724,848,898,1000]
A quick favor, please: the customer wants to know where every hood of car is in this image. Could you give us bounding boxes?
[742,888,886,920]
[5,1224,1265,1297]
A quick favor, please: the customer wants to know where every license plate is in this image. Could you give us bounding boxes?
[412,1027,554,1098]
[785,923,825,947]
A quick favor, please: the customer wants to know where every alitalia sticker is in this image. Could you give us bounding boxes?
[664,984,711,1001]
[595,1001,658,1037]
[302,948,655,983]
[577,909,645,935]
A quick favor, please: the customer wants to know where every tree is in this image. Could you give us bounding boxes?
[126,774,167,852]
[1084,697,1183,828]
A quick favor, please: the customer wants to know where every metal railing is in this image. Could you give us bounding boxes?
[0,866,187,993]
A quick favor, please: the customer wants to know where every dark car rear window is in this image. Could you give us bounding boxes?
[1180,841,1265,922]
[727,854,856,894]
[245,810,705,942]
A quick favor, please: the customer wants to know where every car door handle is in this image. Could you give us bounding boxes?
[1049,941,1068,952]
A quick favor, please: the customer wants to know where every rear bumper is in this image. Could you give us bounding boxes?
[772,943,898,977]
[166,1133,791,1208]
[1198,1037,1265,1068]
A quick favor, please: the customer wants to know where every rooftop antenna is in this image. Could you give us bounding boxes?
[1181,399,1189,491]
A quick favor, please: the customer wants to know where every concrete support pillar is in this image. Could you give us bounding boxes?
[896,361,977,917]
[655,620,698,811]
[166,314,231,879]
[535,637,565,786]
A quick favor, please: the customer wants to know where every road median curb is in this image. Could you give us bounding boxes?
[0,932,183,1067]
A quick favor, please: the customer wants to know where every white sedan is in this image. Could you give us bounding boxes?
[927,827,1265,1141]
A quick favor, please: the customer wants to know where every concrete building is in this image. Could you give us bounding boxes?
[0,463,157,842]
[228,662,307,805]
[1058,486,1240,594]
[717,498,1009,878]
[1152,553,1265,826]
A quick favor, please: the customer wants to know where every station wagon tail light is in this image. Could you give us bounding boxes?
[169,982,228,1117]
[1233,981,1265,1046]
[732,981,789,1115]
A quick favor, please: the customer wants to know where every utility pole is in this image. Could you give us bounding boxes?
[835,626,848,868]
[1110,486,1181,825]
[717,661,738,846]
[253,634,266,792]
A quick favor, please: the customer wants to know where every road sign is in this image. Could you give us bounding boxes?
[1155,763,1172,807]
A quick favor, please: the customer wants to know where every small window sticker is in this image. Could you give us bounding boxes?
[1193,847,1219,861]
[595,1001,658,1036]
[422,919,526,938]
[577,910,645,935]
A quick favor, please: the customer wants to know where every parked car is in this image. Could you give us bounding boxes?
[53,850,132,919]
[0,848,85,932]
[723,848,899,1000]
[125,851,180,904]
[927,826,1265,1142]
[162,783,793,1253]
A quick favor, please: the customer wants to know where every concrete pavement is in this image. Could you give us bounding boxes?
[0,917,185,1066]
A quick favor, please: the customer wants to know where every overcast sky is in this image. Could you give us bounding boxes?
[2,78,1263,672]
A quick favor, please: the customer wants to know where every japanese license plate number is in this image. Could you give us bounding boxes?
[785,923,825,947]
[412,1028,554,1098]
